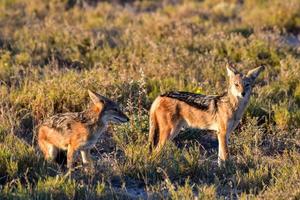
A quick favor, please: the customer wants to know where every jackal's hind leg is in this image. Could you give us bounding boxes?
[67,145,75,169]
[38,139,58,161]
[156,119,182,150]
[169,121,183,141]
[152,126,171,154]
[38,127,58,161]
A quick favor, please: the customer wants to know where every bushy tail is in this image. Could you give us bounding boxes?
[148,112,159,153]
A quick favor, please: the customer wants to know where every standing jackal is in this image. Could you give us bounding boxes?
[148,65,264,164]
[38,90,129,170]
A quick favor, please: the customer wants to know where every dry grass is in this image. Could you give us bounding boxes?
[0,0,300,199]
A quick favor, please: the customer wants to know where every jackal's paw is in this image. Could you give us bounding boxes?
[218,158,233,169]
[218,158,227,168]
[64,168,74,179]
[83,163,96,174]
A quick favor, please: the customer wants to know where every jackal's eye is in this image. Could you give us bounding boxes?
[234,83,239,87]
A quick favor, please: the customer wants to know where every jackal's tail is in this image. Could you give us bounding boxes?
[148,111,159,153]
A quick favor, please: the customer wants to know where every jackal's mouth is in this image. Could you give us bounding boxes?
[112,116,129,123]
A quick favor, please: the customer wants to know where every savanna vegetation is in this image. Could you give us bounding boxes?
[0,0,300,199]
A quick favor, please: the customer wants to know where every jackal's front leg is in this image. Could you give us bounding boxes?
[81,150,95,172]
[217,130,229,166]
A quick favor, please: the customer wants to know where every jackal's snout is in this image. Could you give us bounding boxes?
[113,110,129,123]
[104,104,129,123]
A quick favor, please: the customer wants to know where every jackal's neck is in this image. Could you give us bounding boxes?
[223,89,241,110]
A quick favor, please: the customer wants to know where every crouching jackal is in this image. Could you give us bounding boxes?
[38,90,129,170]
[148,65,264,164]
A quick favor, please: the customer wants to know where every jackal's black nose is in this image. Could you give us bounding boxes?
[241,92,245,97]
[123,114,130,122]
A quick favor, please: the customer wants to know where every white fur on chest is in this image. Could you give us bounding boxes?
[227,92,251,141]
[235,93,250,121]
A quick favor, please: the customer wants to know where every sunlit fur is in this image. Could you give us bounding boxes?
[148,65,264,165]
[38,90,129,170]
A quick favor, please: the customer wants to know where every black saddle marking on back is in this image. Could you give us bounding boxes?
[161,91,220,110]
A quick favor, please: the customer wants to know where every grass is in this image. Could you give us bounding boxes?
[0,0,300,199]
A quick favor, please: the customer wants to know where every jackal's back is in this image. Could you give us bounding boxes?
[161,91,223,111]
[41,111,96,133]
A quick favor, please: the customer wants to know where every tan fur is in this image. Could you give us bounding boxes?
[38,90,129,170]
[148,65,264,165]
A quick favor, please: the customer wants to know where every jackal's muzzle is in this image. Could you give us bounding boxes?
[111,111,129,123]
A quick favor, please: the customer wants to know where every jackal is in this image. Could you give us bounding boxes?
[38,90,129,170]
[148,65,264,164]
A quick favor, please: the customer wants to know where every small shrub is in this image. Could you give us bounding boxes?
[273,104,291,130]
[241,0,300,31]
[36,176,77,199]
[0,134,43,180]
[294,84,300,106]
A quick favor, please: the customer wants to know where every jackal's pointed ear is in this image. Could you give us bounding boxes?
[247,66,265,82]
[88,90,105,105]
[226,64,238,78]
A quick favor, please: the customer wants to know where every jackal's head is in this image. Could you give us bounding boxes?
[226,65,265,99]
[88,90,129,124]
